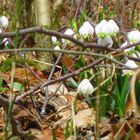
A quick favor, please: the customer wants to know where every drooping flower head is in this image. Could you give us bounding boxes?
[0,29,2,34]
[123,60,138,75]
[0,16,9,28]
[62,28,75,43]
[78,79,94,96]
[95,20,109,39]
[128,30,140,43]
[79,21,94,38]
[54,46,60,51]
[98,36,113,48]
[51,36,57,43]
[107,19,119,36]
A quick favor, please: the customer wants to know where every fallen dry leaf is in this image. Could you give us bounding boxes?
[75,108,96,130]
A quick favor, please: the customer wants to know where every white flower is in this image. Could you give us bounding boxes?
[98,36,113,48]
[95,19,119,39]
[95,20,109,39]
[51,36,57,43]
[3,38,9,46]
[0,29,2,34]
[0,16,9,28]
[107,19,119,35]
[128,30,140,43]
[120,41,135,52]
[54,46,60,51]
[62,28,75,43]
[123,60,138,75]
[78,79,94,96]
[79,21,94,37]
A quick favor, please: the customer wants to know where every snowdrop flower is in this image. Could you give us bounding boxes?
[79,21,94,38]
[0,29,2,34]
[51,36,57,43]
[3,38,9,46]
[78,79,94,96]
[123,60,138,75]
[0,16,9,28]
[120,41,135,52]
[62,28,75,43]
[107,19,119,36]
[98,36,113,48]
[54,46,60,51]
[128,30,140,43]
[95,20,109,39]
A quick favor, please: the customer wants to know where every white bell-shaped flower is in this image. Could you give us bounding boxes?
[120,41,135,52]
[95,20,109,39]
[51,36,57,43]
[3,38,9,46]
[0,29,2,34]
[0,16,9,28]
[107,19,119,35]
[79,21,94,37]
[98,36,113,48]
[78,79,94,96]
[62,28,75,43]
[123,60,138,75]
[128,30,140,43]
[54,46,60,51]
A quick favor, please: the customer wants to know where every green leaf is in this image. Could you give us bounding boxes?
[65,122,70,139]
[120,75,130,107]
[0,78,3,87]
[53,128,57,140]
[71,19,78,32]
[8,82,24,92]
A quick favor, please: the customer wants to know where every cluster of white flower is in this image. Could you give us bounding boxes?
[52,20,119,50]
[77,20,139,95]
[120,30,140,75]
[95,19,119,48]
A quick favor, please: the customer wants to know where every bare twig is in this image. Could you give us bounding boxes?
[0,26,113,51]
[41,44,67,114]
[15,58,104,103]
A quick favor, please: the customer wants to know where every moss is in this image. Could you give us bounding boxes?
[0,55,38,72]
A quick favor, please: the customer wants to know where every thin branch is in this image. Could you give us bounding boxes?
[0,26,114,51]
[15,58,104,103]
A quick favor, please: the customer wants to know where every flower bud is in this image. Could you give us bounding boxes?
[78,79,94,96]
[0,29,2,34]
[51,36,57,43]
[3,38,9,46]
[62,28,75,43]
[54,46,60,51]
[0,16,9,28]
